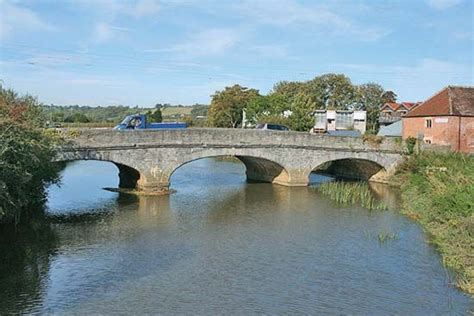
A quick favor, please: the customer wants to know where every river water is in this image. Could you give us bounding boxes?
[0,159,472,314]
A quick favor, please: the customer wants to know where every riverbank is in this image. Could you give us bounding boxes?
[391,152,473,295]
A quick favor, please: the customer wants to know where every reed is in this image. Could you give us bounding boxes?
[315,181,387,211]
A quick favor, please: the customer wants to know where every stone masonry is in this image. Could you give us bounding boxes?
[56,128,406,194]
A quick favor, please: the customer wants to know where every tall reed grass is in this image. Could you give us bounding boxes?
[315,181,387,210]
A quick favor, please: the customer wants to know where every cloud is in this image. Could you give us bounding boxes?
[332,58,473,100]
[94,22,129,42]
[129,0,160,17]
[234,0,389,41]
[0,0,54,38]
[154,28,241,56]
[427,0,463,10]
[76,0,160,18]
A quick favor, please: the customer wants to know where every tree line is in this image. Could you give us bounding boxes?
[207,73,397,133]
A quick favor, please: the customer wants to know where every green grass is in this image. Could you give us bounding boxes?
[315,181,388,211]
[392,152,474,295]
[161,106,192,116]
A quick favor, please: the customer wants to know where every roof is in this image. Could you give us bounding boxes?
[377,120,402,137]
[381,101,419,112]
[405,86,474,117]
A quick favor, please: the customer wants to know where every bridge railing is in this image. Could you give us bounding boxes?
[58,128,405,153]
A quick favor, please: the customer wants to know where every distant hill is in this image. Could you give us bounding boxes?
[42,104,208,124]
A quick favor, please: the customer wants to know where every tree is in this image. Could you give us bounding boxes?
[306,73,357,110]
[0,84,61,224]
[271,81,305,103]
[288,92,317,131]
[64,113,90,123]
[207,85,259,128]
[245,94,289,125]
[382,90,397,103]
[190,104,209,118]
[355,83,386,133]
[147,108,162,123]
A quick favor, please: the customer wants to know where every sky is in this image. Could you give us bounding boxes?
[0,0,473,106]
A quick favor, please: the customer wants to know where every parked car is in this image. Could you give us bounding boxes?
[255,123,289,131]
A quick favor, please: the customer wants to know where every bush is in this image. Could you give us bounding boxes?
[0,85,61,224]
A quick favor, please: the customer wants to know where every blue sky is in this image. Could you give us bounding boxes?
[0,0,472,106]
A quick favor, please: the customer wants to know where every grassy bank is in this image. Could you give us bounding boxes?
[392,152,473,294]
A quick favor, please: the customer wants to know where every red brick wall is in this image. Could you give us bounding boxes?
[460,117,474,153]
[402,116,474,153]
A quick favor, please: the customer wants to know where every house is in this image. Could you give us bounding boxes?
[312,110,366,134]
[402,86,474,153]
[379,102,419,126]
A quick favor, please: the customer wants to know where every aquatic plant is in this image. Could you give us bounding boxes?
[315,181,387,211]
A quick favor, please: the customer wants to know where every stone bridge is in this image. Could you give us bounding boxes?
[56,128,406,194]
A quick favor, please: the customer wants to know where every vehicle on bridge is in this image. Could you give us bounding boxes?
[255,123,289,131]
[114,114,187,130]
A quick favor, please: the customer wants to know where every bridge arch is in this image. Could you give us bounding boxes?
[54,151,144,190]
[310,158,385,181]
[167,154,290,187]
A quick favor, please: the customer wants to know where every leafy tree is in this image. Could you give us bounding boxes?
[271,81,305,103]
[147,108,162,123]
[246,94,289,125]
[207,84,259,128]
[382,90,397,103]
[288,92,317,131]
[306,73,357,110]
[355,83,385,133]
[64,113,90,123]
[190,104,209,118]
[0,85,61,224]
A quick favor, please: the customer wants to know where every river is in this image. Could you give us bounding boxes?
[0,159,472,314]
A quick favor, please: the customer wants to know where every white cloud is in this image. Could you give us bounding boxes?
[94,22,129,42]
[427,0,463,10]
[0,0,54,38]
[235,0,389,41]
[156,29,241,56]
[76,0,160,18]
[332,58,473,101]
[129,0,160,17]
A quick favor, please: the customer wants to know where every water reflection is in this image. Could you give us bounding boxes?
[0,159,471,314]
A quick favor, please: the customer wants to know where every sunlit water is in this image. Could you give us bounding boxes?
[0,159,472,314]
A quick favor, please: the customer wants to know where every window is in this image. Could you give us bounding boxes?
[426,119,432,128]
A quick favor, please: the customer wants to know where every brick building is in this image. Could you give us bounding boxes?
[402,86,474,153]
[379,101,419,126]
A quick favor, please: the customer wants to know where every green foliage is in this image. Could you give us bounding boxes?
[355,83,385,133]
[393,152,474,294]
[64,113,90,123]
[0,85,61,224]
[405,137,417,154]
[287,92,317,131]
[315,181,387,210]
[190,104,209,118]
[306,73,357,110]
[147,108,162,123]
[245,74,388,132]
[207,84,259,128]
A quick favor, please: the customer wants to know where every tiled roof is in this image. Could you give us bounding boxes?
[381,101,419,112]
[405,86,474,117]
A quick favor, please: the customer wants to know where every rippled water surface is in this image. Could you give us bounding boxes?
[0,159,472,314]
